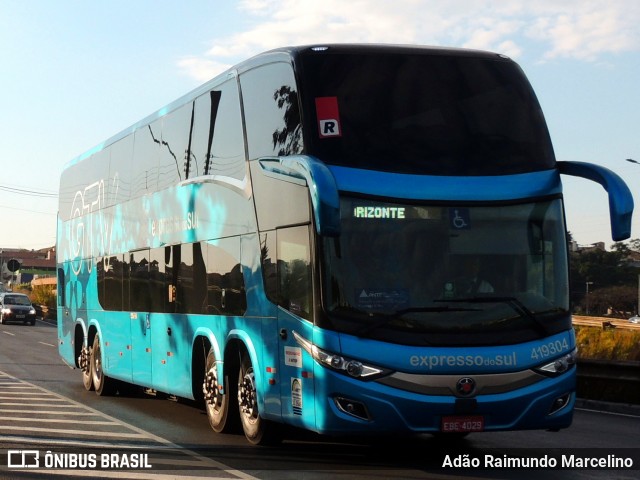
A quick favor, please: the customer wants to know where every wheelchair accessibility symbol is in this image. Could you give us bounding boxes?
[449,208,470,229]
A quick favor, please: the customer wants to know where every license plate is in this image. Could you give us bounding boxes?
[441,415,485,432]
[16,314,25,319]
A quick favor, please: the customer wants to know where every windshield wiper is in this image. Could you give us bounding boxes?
[355,305,481,337]
[436,296,549,336]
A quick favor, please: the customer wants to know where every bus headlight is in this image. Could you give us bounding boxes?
[293,331,391,380]
[534,349,577,376]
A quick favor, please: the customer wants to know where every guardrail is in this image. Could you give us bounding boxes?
[571,315,639,404]
[577,358,640,404]
[573,315,640,330]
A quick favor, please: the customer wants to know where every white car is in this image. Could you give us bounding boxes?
[628,316,640,324]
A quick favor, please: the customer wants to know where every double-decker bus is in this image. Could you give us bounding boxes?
[57,44,633,445]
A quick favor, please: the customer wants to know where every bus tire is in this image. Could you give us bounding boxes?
[203,348,238,433]
[91,334,115,396]
[81,345,94,391]
[237,350,282,445]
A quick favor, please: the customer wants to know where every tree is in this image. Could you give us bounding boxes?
[612,238,640,253]
[570,243,639,315]
[581,285,637,317]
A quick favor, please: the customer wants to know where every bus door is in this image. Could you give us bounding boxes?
[129,250,153,387]
[275,225,316,426]
[57,265,76,367]
[150,244,198,394]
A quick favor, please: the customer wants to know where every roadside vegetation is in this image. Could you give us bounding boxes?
[574,325,640,361]
[15,282,57,320]
[569,234,640,363]
[570,235,640,317]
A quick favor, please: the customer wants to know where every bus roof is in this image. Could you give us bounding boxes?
[64,44,513,170]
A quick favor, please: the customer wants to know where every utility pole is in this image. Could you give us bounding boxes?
[585,281,594,315]
[625,159,639,315]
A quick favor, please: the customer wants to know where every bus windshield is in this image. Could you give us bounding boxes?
[300,48,555,175]
[320,197,570,346]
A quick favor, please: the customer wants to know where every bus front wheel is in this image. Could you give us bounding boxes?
[203,349,238,433]
[91,334,115,396]
[237,350,282,445]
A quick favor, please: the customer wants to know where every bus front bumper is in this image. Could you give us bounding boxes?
[314,368,575,436]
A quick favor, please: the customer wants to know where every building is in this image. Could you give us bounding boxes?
[568,240,606,253]
[0,247,56,285]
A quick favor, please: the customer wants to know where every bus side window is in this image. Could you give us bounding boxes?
[175,243,204,314]
[132,119,161,196]
[108,136,134,205]
[260,231,278,304]
[130,250,151,312]
[204,238,246,315]
[276,225,312,320]
[193,80,246,179]
[240,62,303,160]
[158,104,193,189]
[149,247,170,313]
[57,267,66,308]
[99,254,125,311]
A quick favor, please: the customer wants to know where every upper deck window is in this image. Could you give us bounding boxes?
[240,62,303,160]
[298,49,555,175]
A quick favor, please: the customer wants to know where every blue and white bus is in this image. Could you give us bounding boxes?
[57,44,633,445]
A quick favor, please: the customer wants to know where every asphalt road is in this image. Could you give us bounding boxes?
[0,320,639,480]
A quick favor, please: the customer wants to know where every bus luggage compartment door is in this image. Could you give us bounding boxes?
[130,311,152,387]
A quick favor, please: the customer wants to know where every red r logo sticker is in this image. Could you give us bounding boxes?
[315,97,342,138]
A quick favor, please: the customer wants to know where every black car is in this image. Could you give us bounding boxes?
[0,292,37,325]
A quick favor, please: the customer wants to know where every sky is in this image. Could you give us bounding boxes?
[0,0,638,251]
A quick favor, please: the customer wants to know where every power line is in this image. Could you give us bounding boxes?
[0,184,57,198]
[0,203,56,216]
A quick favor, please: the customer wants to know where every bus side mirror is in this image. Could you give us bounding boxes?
[558,161,634,241]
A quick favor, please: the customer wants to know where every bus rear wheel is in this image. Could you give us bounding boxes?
[91,334,115,396]
[237,350,282,445]
[203,349,238,433]
[80,344,94,391]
